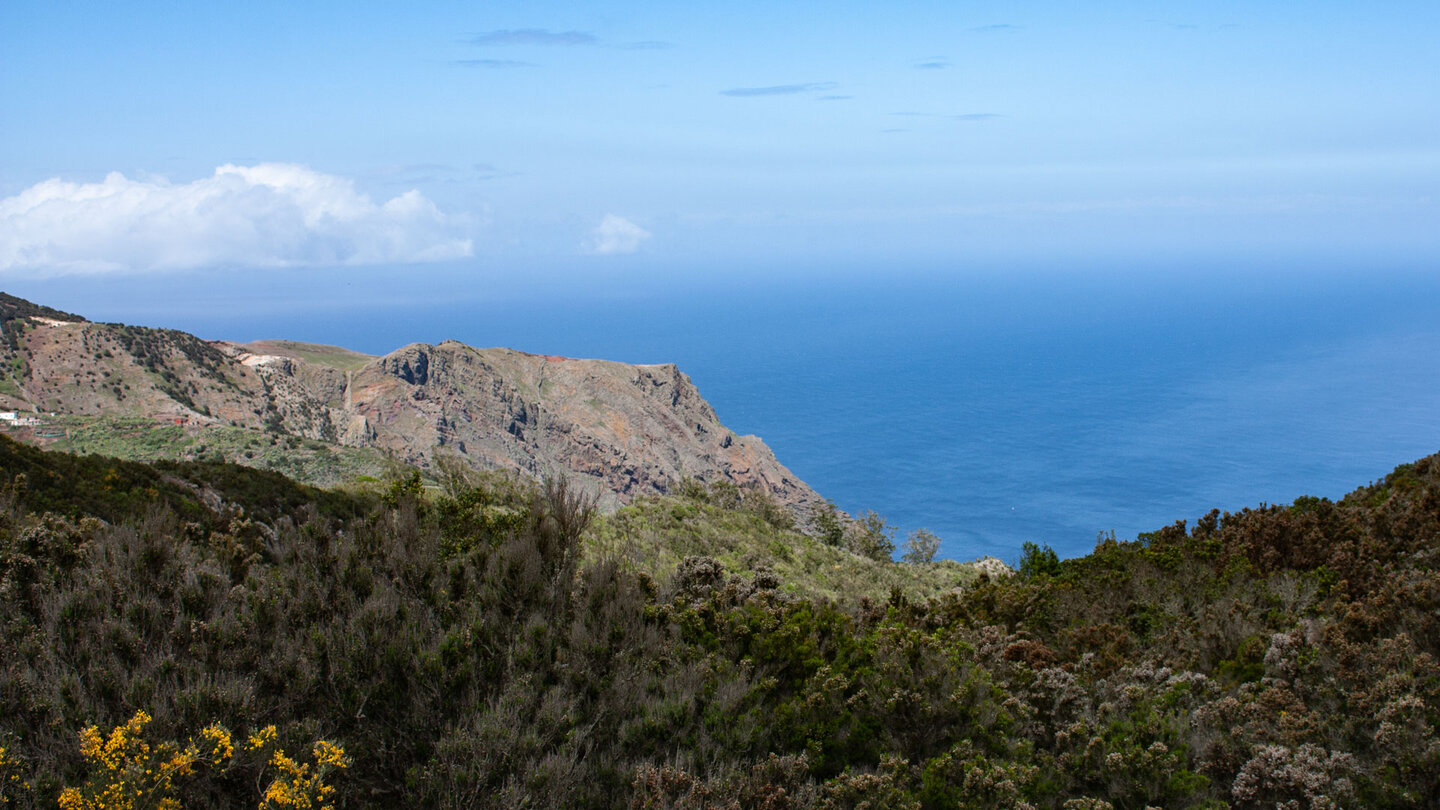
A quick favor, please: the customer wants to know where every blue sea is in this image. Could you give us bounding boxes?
[26,263,1440,563]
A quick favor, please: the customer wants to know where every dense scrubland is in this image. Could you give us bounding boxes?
[2,433,1439,808]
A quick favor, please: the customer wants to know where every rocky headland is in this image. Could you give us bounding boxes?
[0,293,820,513]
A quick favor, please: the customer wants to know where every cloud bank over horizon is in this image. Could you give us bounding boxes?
[0,164,473,276]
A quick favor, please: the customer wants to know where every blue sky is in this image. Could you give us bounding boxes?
[1,0,1438,287]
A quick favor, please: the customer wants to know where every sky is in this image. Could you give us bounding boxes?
[2,0,1438,291]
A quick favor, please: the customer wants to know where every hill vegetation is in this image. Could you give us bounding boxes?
[2,435,1439,806]
[240,339,375,373]
[39,414,398,488]
[587,481,980,603]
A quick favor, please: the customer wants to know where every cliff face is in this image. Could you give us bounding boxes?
[0,300,820,513]
[334,342,815,510]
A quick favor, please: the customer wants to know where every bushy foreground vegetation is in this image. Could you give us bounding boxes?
[2,434,1439,808]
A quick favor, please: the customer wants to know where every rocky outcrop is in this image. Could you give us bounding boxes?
[0,297,821,514]
[327,341,818,511]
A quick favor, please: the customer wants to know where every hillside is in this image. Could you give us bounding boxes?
[1,432,1438,806]
[0,294,820,514]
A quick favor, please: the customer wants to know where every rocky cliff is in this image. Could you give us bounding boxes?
[0,296,820,512]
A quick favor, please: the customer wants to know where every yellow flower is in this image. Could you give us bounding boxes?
[59,715,345,810]
[200,725,235,764]
[247,726,277,752]
[269,750,303,775]
[311,741,349,770]
[161,749,196,778]
[77,727,104,762]
[56,787,85,810]
[257,737,347,810]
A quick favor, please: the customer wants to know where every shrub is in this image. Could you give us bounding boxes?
[848,511,896,563]
[901,529,941,564]
[1018,541,1062,579]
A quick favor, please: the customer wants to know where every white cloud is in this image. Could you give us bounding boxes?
[0,163,473,275]
[583,214,651,255]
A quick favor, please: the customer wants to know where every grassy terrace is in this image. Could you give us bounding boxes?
[35,414,396,488]
[242,339,375,372]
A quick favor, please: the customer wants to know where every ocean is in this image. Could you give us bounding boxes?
[29,263,1440,562]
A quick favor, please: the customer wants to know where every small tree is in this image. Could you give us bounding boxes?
[811,499,847,547]
[849,510,896,562]
[1018,541,1062,578]
[901,528,941,564]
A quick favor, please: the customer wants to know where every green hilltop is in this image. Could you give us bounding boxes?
[241,339,376,372]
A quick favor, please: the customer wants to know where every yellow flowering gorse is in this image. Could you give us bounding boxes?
[246,726,277,753]
[0,744,34,806]
[253,734,350,810]
[56,713,347,810]
[57,712,195,810]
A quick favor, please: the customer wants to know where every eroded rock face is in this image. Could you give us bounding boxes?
[0,306,820,514]
[338,342,819,512]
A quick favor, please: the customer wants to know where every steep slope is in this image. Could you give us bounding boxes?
[0,295,820,512]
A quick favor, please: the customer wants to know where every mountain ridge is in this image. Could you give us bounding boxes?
[0,294,821,513]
